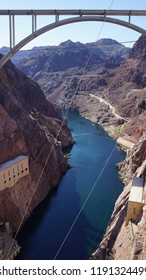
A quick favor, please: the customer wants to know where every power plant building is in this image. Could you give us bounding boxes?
[0,155,29,190]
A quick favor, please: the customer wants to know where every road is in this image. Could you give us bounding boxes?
[89,94,128,121]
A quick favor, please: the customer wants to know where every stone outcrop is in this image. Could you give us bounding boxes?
[91,133,146,260]
[119,133,146,184]
[17,36,146,140]
[17,39,129,77]
[0,57,73,232]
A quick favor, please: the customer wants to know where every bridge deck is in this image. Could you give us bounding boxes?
[0,9,146,16]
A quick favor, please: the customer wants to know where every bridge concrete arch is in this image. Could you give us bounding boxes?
[0,15,146,68]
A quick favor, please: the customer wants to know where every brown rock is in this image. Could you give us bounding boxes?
[0,58,73,232]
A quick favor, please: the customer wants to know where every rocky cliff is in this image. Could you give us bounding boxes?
[90,36,146,260]
[17,39,129,77]
[91,132,146,260]
[0,57,73,232]
[12,35,146,258]
[17,37,145,140]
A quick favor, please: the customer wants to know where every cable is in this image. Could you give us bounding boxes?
[53,0,118,259]
[83,0,115,70]
[5,115,68,259]
[94,0,115,40]
[54,144,117,259]
[5,0,123,260]
[53,0,129,260]
[87,182,122,258]
[0,40,136,54]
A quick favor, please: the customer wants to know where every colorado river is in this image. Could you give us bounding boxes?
[17,111,125,260]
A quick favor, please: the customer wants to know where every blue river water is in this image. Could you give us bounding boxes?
[17,111,125,260]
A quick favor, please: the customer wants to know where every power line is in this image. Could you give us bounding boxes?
[54,144,117,260]
[87,182,122,258]
[53,0,122,260]
[0,40,136,54]
[5,0,125,261]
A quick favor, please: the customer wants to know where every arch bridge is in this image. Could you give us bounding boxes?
[0,9,146,68]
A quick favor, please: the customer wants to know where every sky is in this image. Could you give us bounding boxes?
[0,0,146,49]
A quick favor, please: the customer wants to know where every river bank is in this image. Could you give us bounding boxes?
[50,90,136,146]
[16,110,125,260]
[90,132,146,260]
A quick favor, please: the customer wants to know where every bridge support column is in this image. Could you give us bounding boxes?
[9,14,15,49]
[9,14,12,49]
[55,14,59,22]
[129,11,131,23]
[12,15,15,47]
[32,14,37,33]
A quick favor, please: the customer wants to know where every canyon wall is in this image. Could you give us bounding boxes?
[0,57,73,232]
[91,132,146,260]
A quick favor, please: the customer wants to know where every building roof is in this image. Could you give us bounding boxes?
[132,177,144,187]
[129,177,144,203]
[0,156,28,171]
[117,137,135,149]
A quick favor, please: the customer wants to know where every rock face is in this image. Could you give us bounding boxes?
[17,39,129,77]
[119,133,146,185]
[91,133,146,260]
[0,46,31,64]
[17,37,146,140]
[11,35,146,258]
[0,57,73,232]
[90,37,146,259]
